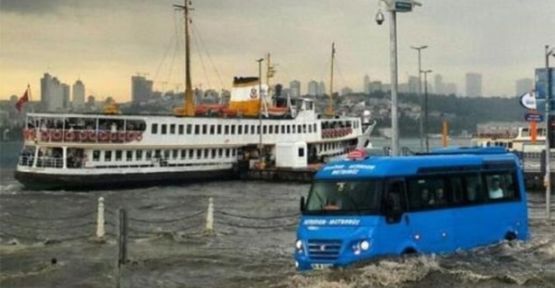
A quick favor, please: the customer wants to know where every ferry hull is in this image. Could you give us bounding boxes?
[14,169,237,190]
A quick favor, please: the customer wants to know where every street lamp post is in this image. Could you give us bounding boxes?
[421,69,432,153]
[376,0,422,156]
[411,45,428,153]
[257,58,264,162]
[545,45,554,219]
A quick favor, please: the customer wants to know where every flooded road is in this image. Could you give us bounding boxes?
[1,169,554,288]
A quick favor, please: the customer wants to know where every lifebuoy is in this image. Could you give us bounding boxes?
[40,130,49,141]
[110,132,118,142]
[135,133,143,141]
[99,131,109,142]
[118,132,126,141]
[126,132,135,142]
[79,131,89,142]
[88,131,97,141]
[65,131,76,141]
[51,130,62,141]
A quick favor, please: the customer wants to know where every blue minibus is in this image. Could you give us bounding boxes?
[294,147,528,270]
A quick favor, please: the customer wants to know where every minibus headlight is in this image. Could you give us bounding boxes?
[360,240,370,251]
[295,239,303,251]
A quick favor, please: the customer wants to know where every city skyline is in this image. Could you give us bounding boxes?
[1,0,553,101]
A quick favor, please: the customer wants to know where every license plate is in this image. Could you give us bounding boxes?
[311,263,332,270]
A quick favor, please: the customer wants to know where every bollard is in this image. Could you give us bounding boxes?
[205,197,214,234]
[96,197,105,238]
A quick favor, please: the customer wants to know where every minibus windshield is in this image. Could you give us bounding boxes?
[305,180,382,214]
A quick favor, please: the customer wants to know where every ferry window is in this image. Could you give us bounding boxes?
[115,150,122,161]
[287,125,291,134]
[210,125,215,135]
[136,150,143,161]
[251,125,255,134]
[298,147,305,157]
[225,149,230,157]
[170,124,175,134]
[269,125,273,134]
[263,125,267,134]
[407,177,447,210]
[218,148,223,157]
[195,125,200,135]
[313,123,317,133]
[308,125,312,133]
[231,125,236,135]
[204,149,209,158]
[297,124,302,133]
[186,124,192,134]
[484,172,518,201]
[93,150,100,161]
[303,124,307,133]
[245,125,249,134]
[161,124,167,135]
[202,124,207,135]
[105,151,112,162]
[238,125,242,135]
[146,150,152,160]
[217,125,222,134]
[151,124,158,134]
[155,150,161,158]
[196,149,201,159]
[281,125,285,134]
[232,149,236,156]
[211,149,216,158]
[257,125,260,134]
[172,149,178,159]
[225,125,229,135]
[181,149,186,159]
[126,150,132,161]
[274,125,279,134]
[164,150,170,159]
[188,149,193,159]
[178,125,184,135]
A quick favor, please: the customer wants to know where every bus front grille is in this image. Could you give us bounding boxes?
[307,239,342,261]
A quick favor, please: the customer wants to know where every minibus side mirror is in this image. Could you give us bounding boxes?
[300,196,306,212]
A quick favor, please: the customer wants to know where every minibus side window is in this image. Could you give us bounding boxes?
[407,177,447,210]
[464,174,485,204]
[384,180,406,223]
[483,171,518,201]
[449,176,465,205]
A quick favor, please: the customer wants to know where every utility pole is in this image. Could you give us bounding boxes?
[421,69,432,153]
[326,42,336,117]
[411,45,428,152]
[545,45,554,219]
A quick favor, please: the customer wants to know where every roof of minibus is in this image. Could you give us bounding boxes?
[315,147,517,180]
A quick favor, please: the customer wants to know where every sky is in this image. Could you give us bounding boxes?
[0,0,554,102]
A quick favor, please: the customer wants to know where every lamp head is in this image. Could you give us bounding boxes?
[375,10,385,25]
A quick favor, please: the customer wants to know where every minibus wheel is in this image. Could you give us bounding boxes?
[401,247,418,258]
[505,231,517,242]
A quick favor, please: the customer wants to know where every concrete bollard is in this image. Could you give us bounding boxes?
[205,197,214,234]
[96,197,105,238]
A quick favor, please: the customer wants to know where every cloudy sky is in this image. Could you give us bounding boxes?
[0,0,553,101]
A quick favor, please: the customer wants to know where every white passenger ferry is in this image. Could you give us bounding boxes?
[15,96,371,189]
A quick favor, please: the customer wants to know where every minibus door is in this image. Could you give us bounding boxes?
[382,179,411,254]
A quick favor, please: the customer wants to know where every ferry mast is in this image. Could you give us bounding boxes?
[174,0,195,116]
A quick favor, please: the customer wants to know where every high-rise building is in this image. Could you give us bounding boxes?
[363,75,370,94]
[41,73,68,111]
[341,86,353,96]
[515,78,533,96]
[72,80,85,110]
[445,83,457,95]
[289,80,301,98]
[318,81,326,96]
[368,81,383,93]
[408,76,419,94]
[307,80,319,96]
[131,75,153,104]
[465,73,482,97]
[434,74,445,95]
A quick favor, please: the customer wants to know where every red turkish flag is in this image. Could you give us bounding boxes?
[15,89,29,112]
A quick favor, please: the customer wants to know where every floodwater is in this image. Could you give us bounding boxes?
[1,140,555,288]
